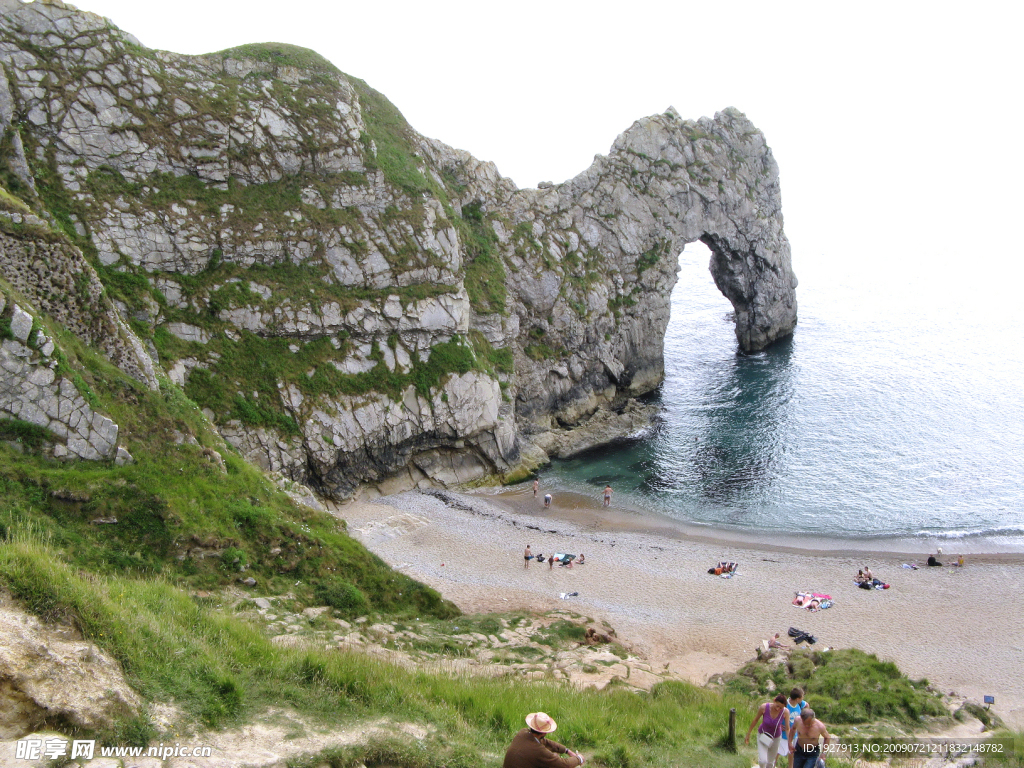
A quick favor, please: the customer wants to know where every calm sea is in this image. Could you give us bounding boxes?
[538,242,1024,553]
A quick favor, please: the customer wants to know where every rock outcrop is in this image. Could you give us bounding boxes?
[0,592,141,739]
[0,0,796,496]
[0,290,130,462]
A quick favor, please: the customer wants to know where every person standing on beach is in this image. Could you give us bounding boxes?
[790,709,830,768]
[524,545,533,568]
[533,479,539,497]
[503,711,584,768]
[745,694,789,768]
[603,485,612,507]
[544,493,552,508]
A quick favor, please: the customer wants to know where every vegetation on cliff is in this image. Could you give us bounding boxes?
[0,318,454,615]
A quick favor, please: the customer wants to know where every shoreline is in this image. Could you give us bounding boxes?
[335,488,1024,731]
[480,482,1024,560]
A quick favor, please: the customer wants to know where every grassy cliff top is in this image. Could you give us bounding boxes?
[209,42,343,75]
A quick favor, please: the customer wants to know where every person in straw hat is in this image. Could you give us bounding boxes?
[503,711,585,768]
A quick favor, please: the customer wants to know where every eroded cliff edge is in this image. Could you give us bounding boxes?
[0,0,797,498]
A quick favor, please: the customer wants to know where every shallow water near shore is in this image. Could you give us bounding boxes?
[520,243,1024,554]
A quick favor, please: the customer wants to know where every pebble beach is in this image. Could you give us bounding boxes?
[337,488,1024,730]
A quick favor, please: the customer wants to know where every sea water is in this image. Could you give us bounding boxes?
[538,242,1024,553]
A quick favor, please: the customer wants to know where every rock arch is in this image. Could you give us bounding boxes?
[492,107,798,433]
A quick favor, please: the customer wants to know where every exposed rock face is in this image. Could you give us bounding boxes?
[0,221,158,389]
[0,292,127,461]
[0,592,141,739]
[0,0,796,495]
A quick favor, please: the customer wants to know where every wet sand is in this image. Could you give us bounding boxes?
[335,488,1024,730]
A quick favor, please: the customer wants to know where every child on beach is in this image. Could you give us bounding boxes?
[544,493,552,508]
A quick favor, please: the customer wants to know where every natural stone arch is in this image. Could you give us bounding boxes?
[493,107,798,432]
[0,0,797,493]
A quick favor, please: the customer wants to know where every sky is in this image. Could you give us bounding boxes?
[46,0,1024,285]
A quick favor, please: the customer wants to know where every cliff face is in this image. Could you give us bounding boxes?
[0,0,796,497]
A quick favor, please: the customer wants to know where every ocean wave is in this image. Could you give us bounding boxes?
[924,526,1024,539]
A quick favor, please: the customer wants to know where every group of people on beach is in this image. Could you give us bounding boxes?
[745,687,830,768]
[531,478,614,509]
[523,545,583,569]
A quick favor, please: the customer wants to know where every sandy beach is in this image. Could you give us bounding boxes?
[336,488,1024,730]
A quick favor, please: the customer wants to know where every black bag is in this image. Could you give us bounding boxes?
[789,626,816,645]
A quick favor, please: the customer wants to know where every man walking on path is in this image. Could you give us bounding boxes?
[790,708,830,768]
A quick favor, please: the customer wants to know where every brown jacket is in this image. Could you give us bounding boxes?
[503,728,582,768]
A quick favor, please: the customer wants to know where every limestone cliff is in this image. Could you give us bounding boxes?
[0,0,797,497]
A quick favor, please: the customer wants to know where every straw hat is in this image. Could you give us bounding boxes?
[525,712,557,733]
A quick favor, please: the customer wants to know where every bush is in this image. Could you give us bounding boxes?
[727,649,948,726]
[314,580,369,618]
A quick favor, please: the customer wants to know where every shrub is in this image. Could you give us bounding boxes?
[314,580,369,618]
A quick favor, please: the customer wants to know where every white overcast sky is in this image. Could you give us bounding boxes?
[53,0,1024,276]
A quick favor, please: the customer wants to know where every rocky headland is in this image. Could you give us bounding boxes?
[0,0,797,501]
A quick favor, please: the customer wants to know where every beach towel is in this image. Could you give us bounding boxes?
[902,563,918,569]
[793,592,833,610]
[558,591,580,600]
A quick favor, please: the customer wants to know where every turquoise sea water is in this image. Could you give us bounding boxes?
[538,243,1024,552]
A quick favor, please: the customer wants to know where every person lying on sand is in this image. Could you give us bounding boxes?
[793,592,832,610]
[708,561,738,575]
